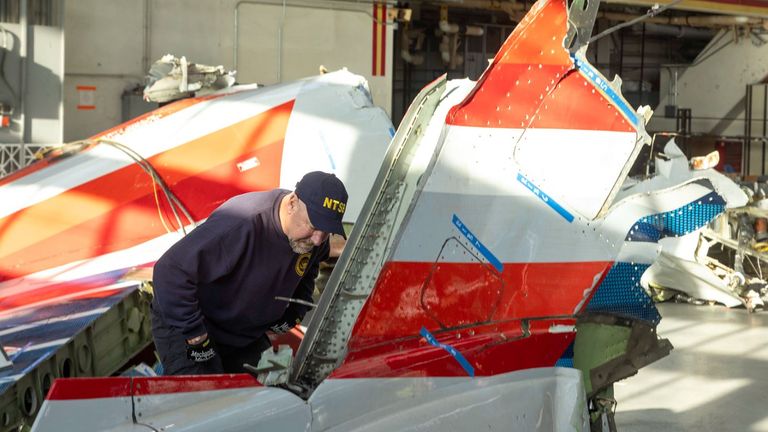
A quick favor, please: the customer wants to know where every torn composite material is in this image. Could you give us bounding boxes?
[32,0,746,431]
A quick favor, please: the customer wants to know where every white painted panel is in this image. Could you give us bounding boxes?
[32,397,134,432]
[514,127,637,220]
[423,126,523,196]
[391,191,613,263]
[32,387,310,432]
[135,387,310,432]
[310,368,589,432]
[393,165,735,264]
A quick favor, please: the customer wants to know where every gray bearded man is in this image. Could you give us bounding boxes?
[150,171,348,375]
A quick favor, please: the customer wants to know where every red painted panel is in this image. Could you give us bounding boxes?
[332,318,576,378]
[446,0,634,132]
[421,260,503,328]
[0,90,237,190]
[347,260,610,350]
[47,377,132,400]
[527,73,635,132]
[0,101,294,281]
[46,374,261,400]
[132,374,261,396]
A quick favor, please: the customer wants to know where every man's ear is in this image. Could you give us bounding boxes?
[287,193,298,214]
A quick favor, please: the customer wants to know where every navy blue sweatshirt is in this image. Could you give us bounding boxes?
[152,189,328,347]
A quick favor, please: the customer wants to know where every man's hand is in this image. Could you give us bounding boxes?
[186,335,216,362]
[269,306,303,334]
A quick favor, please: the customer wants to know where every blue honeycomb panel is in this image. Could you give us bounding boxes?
[585,262,659,324]
[555,341,575,368]
[625,191,726,242]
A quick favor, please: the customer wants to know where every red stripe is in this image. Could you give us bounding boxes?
[0,101,293,281]
[532,70,635,131]
[76,86,96,91]
[445,0,632,132]
[332,259,607,378]
[46,375,261,400]
[132,375,261,396]
[333,318,575,378]
[346,260,610,349]
[47,377,132,400]
[0,89,257,190]
[379,4,386,76]
[77,105,96,110]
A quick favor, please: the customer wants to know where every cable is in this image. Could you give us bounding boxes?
[93,140,183,231]
[98,138,196,234]
[32,138,196,235]
[588,0,685,43]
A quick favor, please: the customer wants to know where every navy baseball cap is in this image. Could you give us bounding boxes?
[295,171,348,239]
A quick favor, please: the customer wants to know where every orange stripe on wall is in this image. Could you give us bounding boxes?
[371,4,379,75]
[371,3,386,76]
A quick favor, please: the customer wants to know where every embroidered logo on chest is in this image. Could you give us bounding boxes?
[295,252,312,276]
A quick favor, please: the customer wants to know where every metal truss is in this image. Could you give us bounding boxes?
[0,143,47,177]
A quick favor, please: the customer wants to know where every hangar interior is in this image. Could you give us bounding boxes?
[1,0,768,431]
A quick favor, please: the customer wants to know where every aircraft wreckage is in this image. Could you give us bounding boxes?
[0,0,748,430]
[0,69,394,430]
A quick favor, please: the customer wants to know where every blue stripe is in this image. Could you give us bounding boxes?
[517,174,574,223]
[571,55,638,126]
[626,192,726,242]
[320,138,337,170]
[452,214,504,273]
[420,327,475,377]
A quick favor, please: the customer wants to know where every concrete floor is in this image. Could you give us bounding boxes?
[614,302,768,431]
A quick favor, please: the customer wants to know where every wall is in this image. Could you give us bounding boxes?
[63,0,393,141]
[650,29,768,138]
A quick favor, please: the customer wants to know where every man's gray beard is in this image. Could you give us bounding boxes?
[290,239,313,254]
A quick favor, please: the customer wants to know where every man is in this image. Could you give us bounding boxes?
[151,171,348,375]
